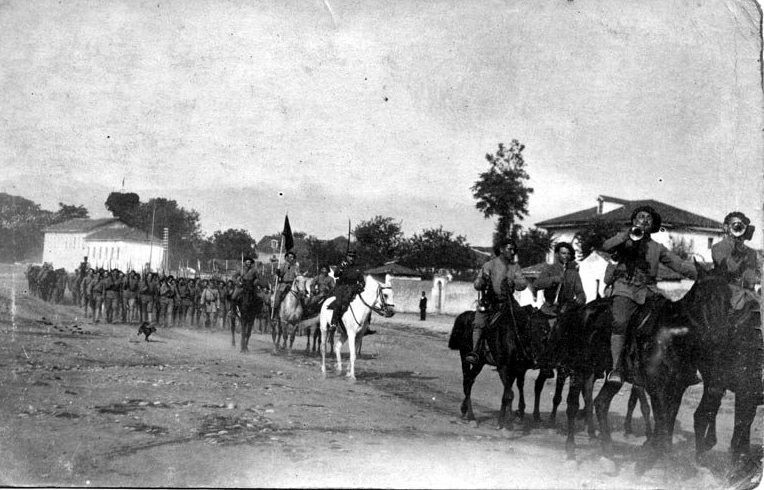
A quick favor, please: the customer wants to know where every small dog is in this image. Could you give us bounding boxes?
[137,322,157,342]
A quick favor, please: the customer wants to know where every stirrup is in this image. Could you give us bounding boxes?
[465,352,480,364]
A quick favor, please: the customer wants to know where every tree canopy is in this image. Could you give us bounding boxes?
[472,140,533,245]
[104,192,202,268]
[0,193,90,262]
[354,216,404,267]
[573,218,622,258]
[399,226,477,270]
[515,227,554,267]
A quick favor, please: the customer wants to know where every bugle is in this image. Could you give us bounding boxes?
[629,226,645,241]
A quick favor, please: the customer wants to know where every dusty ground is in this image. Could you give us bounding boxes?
[0,264,761,489]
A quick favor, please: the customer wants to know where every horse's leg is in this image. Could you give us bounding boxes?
[346,331,357,380]
[230,315,236,347]
[514,369,526,420]
[693,384,724,457]
[565,372,584,460]
[496,366,514,431]
[271,317,278,350]
[460,355,484,425]
[636,386,653,439]
[730,391,757,462]
[550,371,567,426]
[533,369,550,422]
[320,324,328,377]
[624,385,638,436]
[594,381,621,455]
[241,318,252,353]
[334,334,343,375]
[582,373,596,438]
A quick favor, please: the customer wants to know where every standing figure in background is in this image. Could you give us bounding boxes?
[419,291,428,321]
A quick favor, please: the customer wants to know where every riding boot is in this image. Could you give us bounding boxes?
[466,326,483,364]
[607,334,626,385]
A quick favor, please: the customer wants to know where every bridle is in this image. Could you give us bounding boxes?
[348,284,395,326]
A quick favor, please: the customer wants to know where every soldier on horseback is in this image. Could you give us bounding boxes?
[273,251,299,314]
[329,251,366,332]
[309,265,335,308]
[534,242,587,375]
[466,237,528,365]
[601,205,697,385]
[712,211,759,311]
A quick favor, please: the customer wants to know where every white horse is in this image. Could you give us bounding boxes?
[274,275,309,352]
[319,275,394,380]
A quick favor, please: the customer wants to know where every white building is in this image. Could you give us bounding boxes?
[535,195,724,264]
[42,218,164,272]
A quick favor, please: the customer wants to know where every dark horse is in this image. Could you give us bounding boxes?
[591,265,760,470]
[528,302,653,457]
[687,268,762,466]
[448,304,533,431]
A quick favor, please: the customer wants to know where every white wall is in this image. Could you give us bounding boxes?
[85,240,164,272]
[545,227,721,264]
[42,232,89,270]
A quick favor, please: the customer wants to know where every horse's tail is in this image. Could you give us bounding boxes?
[448,310,474,350]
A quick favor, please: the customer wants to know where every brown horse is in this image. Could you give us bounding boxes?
[447,304,533,431]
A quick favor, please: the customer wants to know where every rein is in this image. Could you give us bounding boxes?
[347,285,392,328]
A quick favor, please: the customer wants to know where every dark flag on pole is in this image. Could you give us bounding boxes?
[282,215,294,252]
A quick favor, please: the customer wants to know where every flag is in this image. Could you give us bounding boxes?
[282,215,294,252]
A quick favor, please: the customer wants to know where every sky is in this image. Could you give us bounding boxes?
[1,0,762,247]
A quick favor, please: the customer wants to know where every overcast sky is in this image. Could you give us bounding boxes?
[1,0,762,246]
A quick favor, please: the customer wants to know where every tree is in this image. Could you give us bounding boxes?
[105,192,140,227]
[573,218,622,258]
[515,227,555,267]
[400,226,477,270]
[104,193,203,268]
[0,193,90,262]
[210,228,257,260]
[305,236,346,273]
[354,216,404,267]
[51,202,89,224]
[472,140,533,245]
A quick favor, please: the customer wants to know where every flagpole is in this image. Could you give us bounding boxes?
[271,235,284,321]
[148,204,156,272]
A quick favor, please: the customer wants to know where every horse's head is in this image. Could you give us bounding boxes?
[680,260,731,336]
[364,276,395,318]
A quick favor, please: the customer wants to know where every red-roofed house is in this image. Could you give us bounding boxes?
[535,195,723,263]
[42,219,164,272]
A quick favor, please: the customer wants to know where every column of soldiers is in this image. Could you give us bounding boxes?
[74,259,245,329]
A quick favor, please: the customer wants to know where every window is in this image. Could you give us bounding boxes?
[707,237,713,250]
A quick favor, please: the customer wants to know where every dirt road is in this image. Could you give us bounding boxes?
[0,265,760,488]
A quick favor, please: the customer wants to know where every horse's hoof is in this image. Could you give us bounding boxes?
[532,413,541,423]
[513,410,524,420]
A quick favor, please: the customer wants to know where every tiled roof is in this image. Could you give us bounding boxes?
[85,227,160,243]
[43,218,121,233]
[536,199,722,230]
[365,263,422,277]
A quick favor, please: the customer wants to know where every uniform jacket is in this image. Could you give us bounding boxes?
[473,256,528,303]
[602,231,696,304]
[712,236,759,289]
[278,262,300,283]
[313,274,335,296]
[535,261,586,311]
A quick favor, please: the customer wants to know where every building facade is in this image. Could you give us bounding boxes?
[42,218,164,272]
[535,195,724,263]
